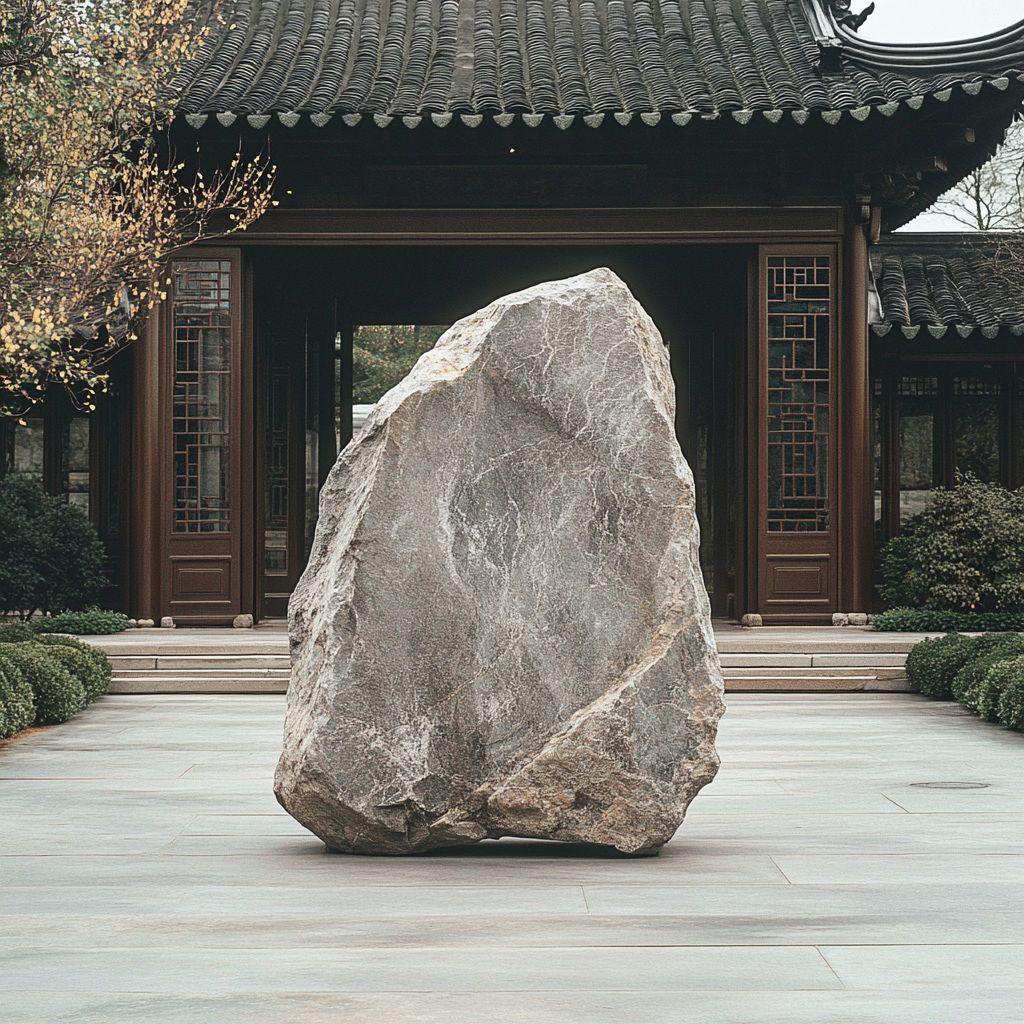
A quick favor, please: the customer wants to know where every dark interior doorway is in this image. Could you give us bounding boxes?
[253,244,750,620]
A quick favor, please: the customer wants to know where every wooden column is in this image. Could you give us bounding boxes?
[840,213,872,613]
[130,311,164,621]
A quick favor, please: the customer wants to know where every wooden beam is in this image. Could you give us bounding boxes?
[226,206,846,244]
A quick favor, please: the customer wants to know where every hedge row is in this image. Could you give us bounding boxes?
[31,608,129,635]
[0,629,111,738]
[905,632,1024,731]
[872,608,1024,633]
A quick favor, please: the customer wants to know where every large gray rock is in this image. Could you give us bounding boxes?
[275,269,725,855]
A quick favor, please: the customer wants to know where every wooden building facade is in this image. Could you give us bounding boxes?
[3,0,1023,624]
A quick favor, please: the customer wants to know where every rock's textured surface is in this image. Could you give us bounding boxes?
[275,269,725,855]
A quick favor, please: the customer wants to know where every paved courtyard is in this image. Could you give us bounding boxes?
[2,692,1022,1023]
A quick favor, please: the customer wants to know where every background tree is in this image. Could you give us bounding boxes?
[927,116,1024,308]
[930,117,1023,231]
[0,0,275,415]
[352,325,450,404]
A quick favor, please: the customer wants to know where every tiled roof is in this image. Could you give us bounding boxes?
[171,0,1024,125]
[869,235,1024,340]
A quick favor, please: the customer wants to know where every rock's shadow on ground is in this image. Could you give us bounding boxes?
[413,838,657,859]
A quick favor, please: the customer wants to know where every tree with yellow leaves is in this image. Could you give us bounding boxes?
[0,0,275,414]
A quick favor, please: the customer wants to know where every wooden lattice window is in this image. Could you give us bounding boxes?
[766,255,832,533]
[171,260,232,532]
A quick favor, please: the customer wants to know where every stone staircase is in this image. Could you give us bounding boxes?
[714,625,917,691]
[96,635,291,694]
[87,623,926,694]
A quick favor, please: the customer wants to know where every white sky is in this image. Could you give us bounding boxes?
[857,2,1024,231]
[854,1,1023,45]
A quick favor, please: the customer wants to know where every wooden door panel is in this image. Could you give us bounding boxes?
[170,555,233,609]
[162,251,244,625]
[757,247,839,624]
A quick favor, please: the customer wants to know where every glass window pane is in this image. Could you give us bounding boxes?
[171,260,231,532]
[13,417,44,481]
[953,376,1001,483]
[897,377,939,523]
[1017,374,1024,485]
[65,416,90,517]
[265,339,290,577]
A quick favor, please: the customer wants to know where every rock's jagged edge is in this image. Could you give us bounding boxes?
[275,268,725,856]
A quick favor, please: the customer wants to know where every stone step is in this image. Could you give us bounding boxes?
[108,672,909,694]
[725,675,910,693]
[720,666,904,677]
[718,652,907,668]
[108,676,290,694]
[108,655,291,671]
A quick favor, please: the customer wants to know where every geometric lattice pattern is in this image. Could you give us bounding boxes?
[171,260,231,532]
[766,256,831,533]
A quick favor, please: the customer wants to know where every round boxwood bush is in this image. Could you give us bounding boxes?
[41,644,109,704]
[34,635,110,702]
[0,622,38,644]
[0,652,35,739]
[0,643,84,725]
[905,633,974,699]
[950,634,1024,708]
[996,663,1024,732]
[978,655,1024,724]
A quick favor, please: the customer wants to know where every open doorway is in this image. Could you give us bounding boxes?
[253,244,749,621]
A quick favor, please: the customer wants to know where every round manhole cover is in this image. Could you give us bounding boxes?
[909,782,991,790]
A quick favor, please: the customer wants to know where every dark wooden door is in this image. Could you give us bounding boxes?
[163,251,245,625]
[756,246,839,623]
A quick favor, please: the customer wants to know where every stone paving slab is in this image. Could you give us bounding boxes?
[1,693,1022,1024]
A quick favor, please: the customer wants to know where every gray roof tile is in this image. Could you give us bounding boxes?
[870,236,1024,337]
[172,0,1024,117]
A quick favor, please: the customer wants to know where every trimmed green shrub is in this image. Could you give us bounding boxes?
[904,633,975,699]
[877,475,1024,613]
[0,476,107,619]
[978,656,1024,724]
[0,652,35,739]
[952,634,1024,711]
[0,643,84,725]
[42,645,109,704]
[0,621,39,644]
[33,608,129,635]
[997,668,1024,732]
[34,635,111,702]
[871,608,1024,633]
